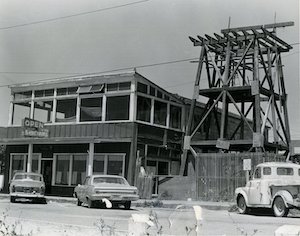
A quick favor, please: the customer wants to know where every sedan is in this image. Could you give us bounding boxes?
[9,172,46,203]
[74,175,139,209]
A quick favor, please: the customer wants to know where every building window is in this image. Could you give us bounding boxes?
[33,101,53,123]
[12,102,31,125]
[170,105,182,129]
[11,154,26,178]
[55,99,77,122]
[55,155,70,185]
[80,97,102,122]
[72,154,87,185]
[154,101,167,126]
[137,82,148,94]
[93,154,125,176]
[146,160,169,176]
[93,154,105,175]
[107,82,131,92]
[31,154,41,173]
[107,155,124,176]
[106,95,129,121]
[137,96,151,122]
[34,89,54,98]
[14,91,32,100]
[150,86,155,96]
[57,87,78,96]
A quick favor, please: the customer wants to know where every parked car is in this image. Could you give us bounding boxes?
[74,175,139,209]
[9,172,46,203]
[235,162,300,217]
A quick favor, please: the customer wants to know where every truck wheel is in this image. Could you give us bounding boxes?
[237,196,248,214]
[273,197,289,217]
[87,198,94,208]
[124,201,131,210]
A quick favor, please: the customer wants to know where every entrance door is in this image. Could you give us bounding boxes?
[41,160,53,195]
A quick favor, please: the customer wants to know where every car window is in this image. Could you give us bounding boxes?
[277,167,294,175]
[299,169,300,176]
[254,167,261,179]
[93,177,126,185]
[263,167,271,175]
[14,174,42,181]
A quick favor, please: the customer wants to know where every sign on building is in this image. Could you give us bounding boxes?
[22,117,49,138]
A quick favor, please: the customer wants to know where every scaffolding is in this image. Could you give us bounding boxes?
[180,22,294,174]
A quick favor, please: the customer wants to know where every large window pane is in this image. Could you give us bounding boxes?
[55,99,77,122]
[158,161,169,175]
[33,101,53,123]
[13,102,31,125]
[55,155,70,185]
[106,96,129,121]
[137,96,151,122]
[93,154,105,175]
[11,155,25,178]
[170,105,182,129]
[32,154,39,173]
[154,101,167,126]
[107,155,123,176]
[80,97,102,122]
[72,154,87,185]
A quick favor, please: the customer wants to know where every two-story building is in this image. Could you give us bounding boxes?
[0,71,253,197]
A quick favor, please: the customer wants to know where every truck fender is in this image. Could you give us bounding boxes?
[272,190,293,208]
[235,188,249,206]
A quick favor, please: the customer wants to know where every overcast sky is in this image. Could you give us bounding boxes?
[0,0,299,138]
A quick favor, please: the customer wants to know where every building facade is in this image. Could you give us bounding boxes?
[0,71,253,197]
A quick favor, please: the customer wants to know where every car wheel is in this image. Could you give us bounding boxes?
[10,196,16,203]
[237,196,248,214]
[273,197,289,217]
[124,201,131,210]
[87,198,94,208]
[77,198,82,206]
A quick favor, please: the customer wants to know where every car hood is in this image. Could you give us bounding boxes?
[11,180,44,188]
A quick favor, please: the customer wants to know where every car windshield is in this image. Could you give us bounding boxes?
[14,174,42,181]
[93,177,126,185]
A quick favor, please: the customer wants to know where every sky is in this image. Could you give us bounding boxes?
[0,0,299,138]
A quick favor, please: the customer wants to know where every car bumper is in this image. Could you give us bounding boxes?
[89,194,139,202]
[10,192,45,198]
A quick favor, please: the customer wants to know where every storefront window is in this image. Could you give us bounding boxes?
[137,96,151,122]
[146,160,169,176]
[80,97,102,122]
[93,154,105,175]
[33,100,53,123]
[32,154,40,173]
[106,96,129,121]
[154,101,167,126]
[72,154,87,185]
[11,154,26,178]
[107,155,124,176]
[55,155,70,185]
[55,99,77,122]
[170,105,182,129]
[12,102,31,125]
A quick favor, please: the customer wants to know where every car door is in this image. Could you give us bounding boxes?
[248,167,262,205]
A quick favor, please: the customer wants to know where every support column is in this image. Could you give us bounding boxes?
[27,143,33,172]
[88,143,94,176]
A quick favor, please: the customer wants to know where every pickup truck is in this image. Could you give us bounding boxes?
[235,162,300,217]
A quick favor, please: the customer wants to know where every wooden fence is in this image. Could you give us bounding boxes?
[196,153,285,201]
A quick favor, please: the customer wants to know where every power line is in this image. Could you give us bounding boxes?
[0,0,149,31]
[0,56,199,88]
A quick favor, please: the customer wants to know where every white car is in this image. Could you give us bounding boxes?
[235,162,300,217]
[9,172,46,203]
[74,175,139,209]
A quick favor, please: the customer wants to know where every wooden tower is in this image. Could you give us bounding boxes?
[180,22,294,174]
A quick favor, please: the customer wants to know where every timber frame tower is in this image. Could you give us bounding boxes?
[181,22,294,172]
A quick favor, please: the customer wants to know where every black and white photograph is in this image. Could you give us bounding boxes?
[0,0,299,235]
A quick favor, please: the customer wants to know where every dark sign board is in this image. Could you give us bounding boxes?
[22,117,49,138]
